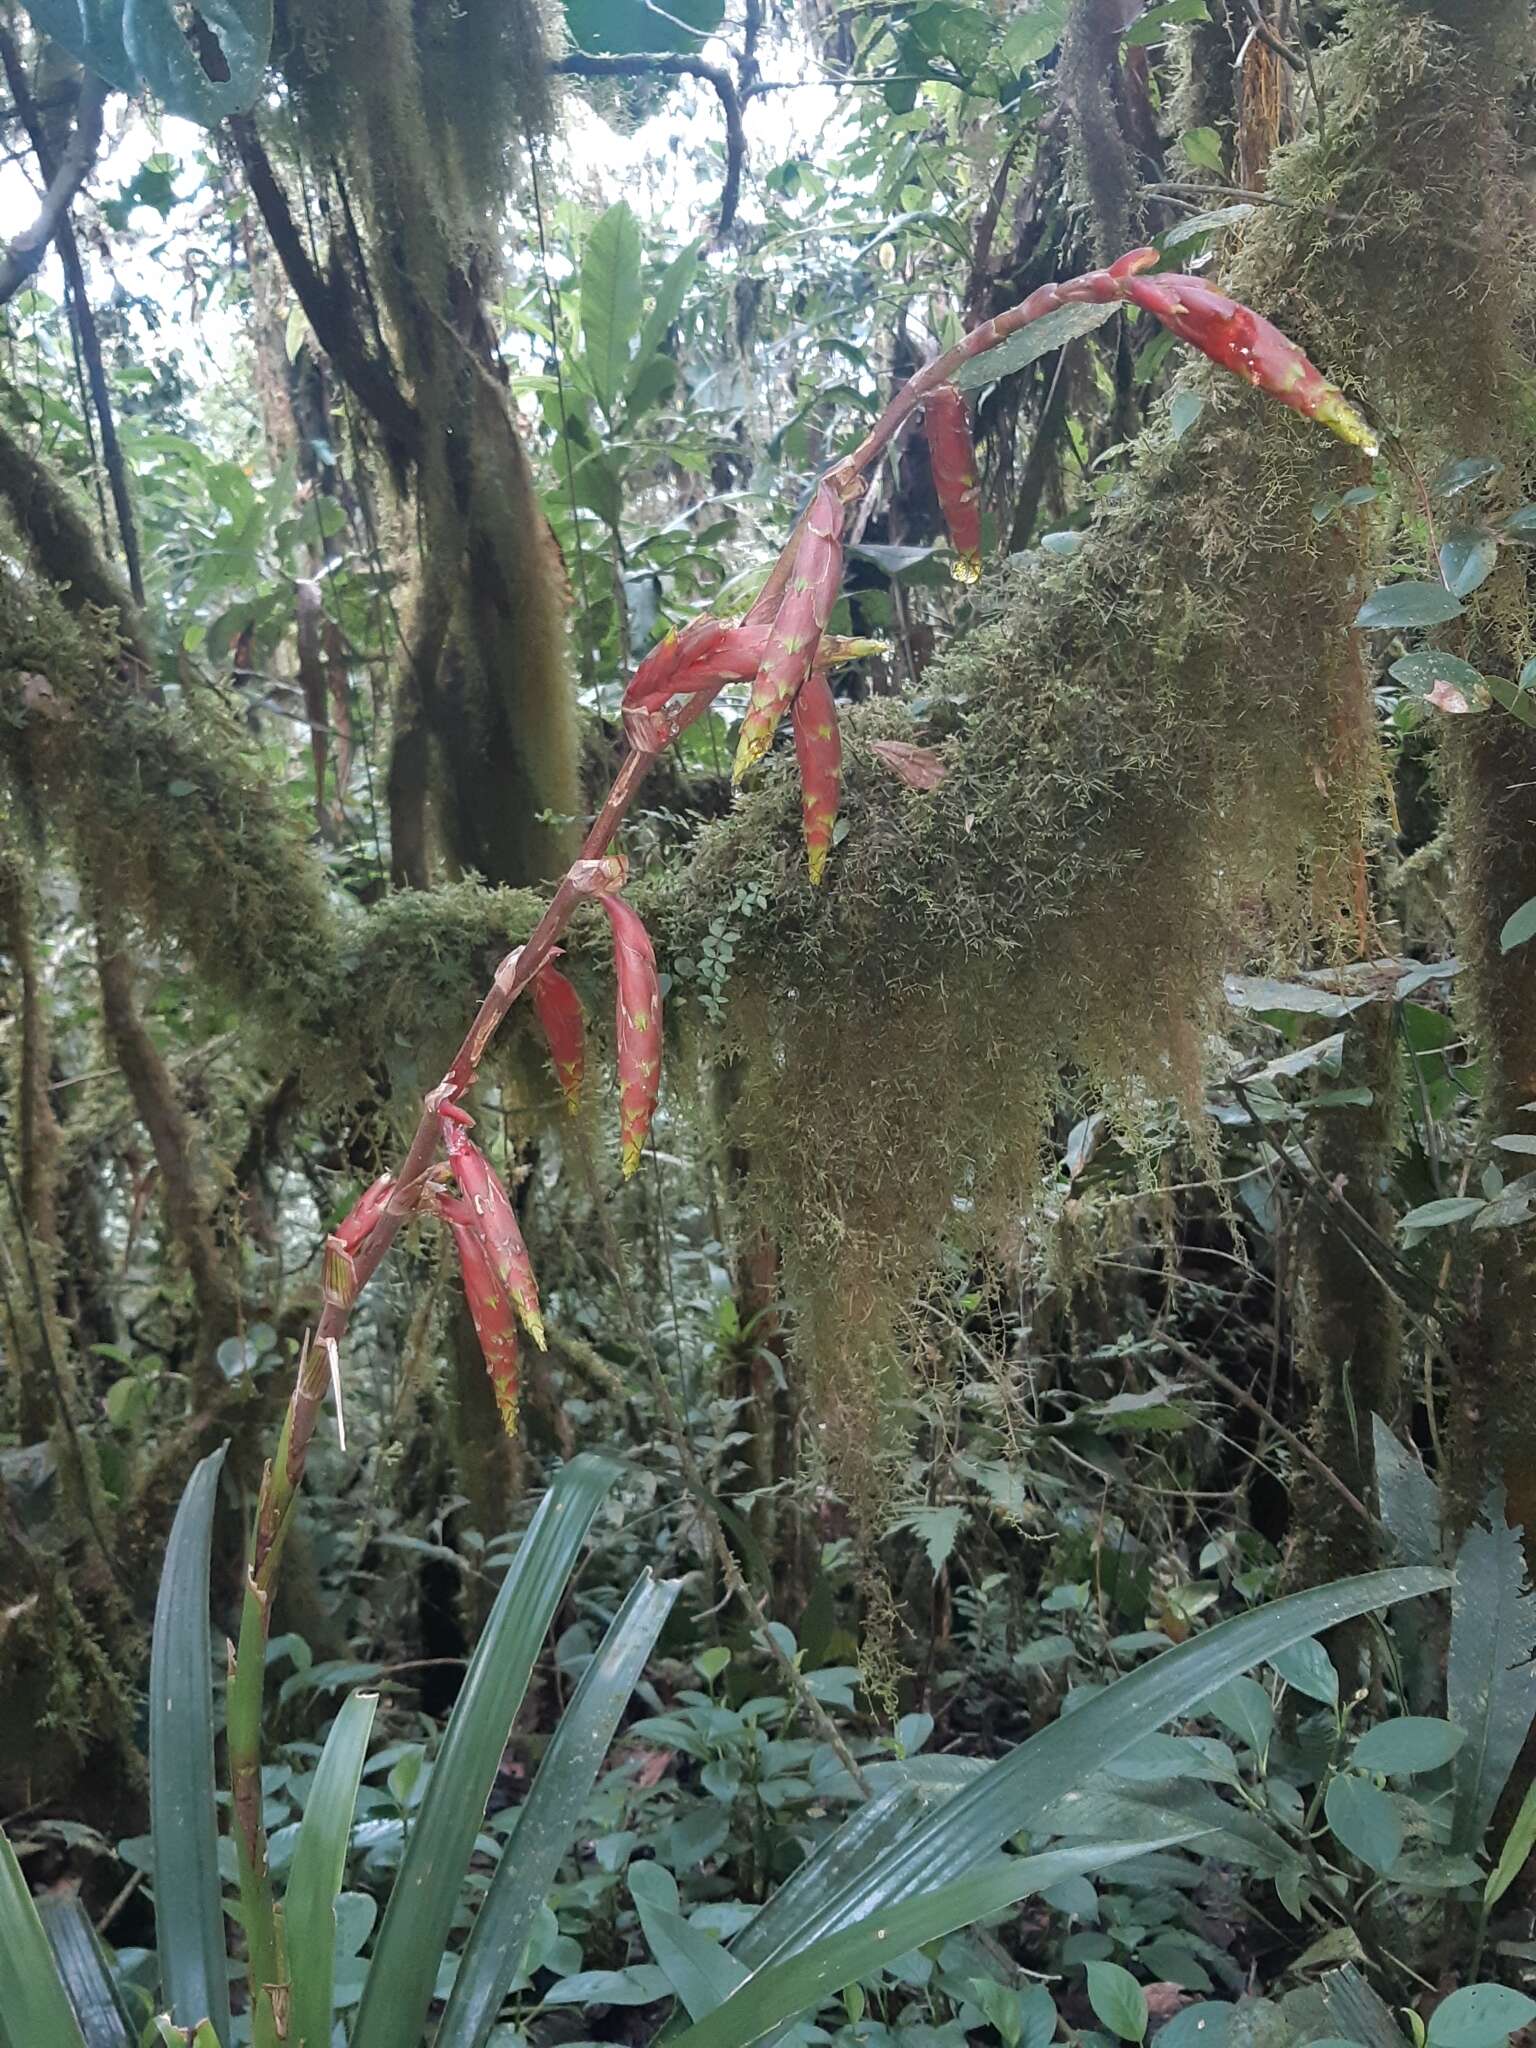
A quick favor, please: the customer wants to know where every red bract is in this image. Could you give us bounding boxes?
[531,955,586,1114]
[923,386,982,583]
[791,670,842,886]
[600,894,661,1178]
[437,1190,520,1435]
[622,616,756,712]
[1117,271,1377,452]
[438,1108,545,1349]
[734,481,846,781]
[322,1172,395,1309]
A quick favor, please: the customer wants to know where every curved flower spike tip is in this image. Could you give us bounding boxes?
[322,1172,395,1310]
[436,1190,520,1435]
[531,954,586,1115]
[600,893,661,1178]
[625,618,888,717]
[437,1109,545,1349]
[923,386,983,582]
[1117,269,1377,453]
[792,670,842,885]
[734,480,847,782]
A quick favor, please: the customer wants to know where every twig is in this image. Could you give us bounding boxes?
[0,69,104,305]
[0,36,144,603]
[1155,1333,1384,1534]
[553,52,746,239]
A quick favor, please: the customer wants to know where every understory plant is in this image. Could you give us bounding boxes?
[0,259,1459,2048]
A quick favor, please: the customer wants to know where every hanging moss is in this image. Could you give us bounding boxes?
[275,0,579,891]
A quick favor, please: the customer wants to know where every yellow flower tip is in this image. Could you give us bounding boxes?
[950,552,983,586]
[733,730,770,783]
[621,1141,643,1179]
[525,1311,547,1352]
[495,1391,520,1437]
[1314,389,1378,457]
[807,845,828,886]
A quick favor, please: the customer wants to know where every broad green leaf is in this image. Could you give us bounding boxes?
[1040,1780,1300,1879]
[564,0,724,54]
[674,1845,1153,2048]
[1122,0,1210,45]
[1353,1717,1465,1774]
[1500,897,1536,954]
[1179,127,1225,174]
[1428,1985,1536,2048]
[438,1571,679,2048]
[1324,1776,1403,1873]
[0,1829,88,2048]
[285,1690,378,2048]
[1390,650,1484,696]
[1484,1774,1536,1906]
[1439,529,1499,599]
[1400,1197,1485,1232]
[22,0,271,119]
[632,1860,749,2020]
[1449,1498,1536,1851]
[150,1444,231,2046]
[351,1455,622,2048]
[725,1570,1444,1980]
[37,1894,135,2047]
[1087,1961,1149,2044]
[1206,1676,1273,1754]
[1001,0,1068,66]
[1354,582,1464,629]
[952,300,1118,390]
[1433,456,1502,497]
[581,202,644,416]
[637,239,704,368]
[1269,1638,1338,1706]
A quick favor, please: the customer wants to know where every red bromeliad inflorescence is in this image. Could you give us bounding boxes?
[438,1104,546,1350]
[435,1189,522,1435]
[322,1172,395,1311]
[922,385,983,583]
[326,248,1375,1444]
[791,669,842,886]
[734,480,847,782]
[600,893,662,1178]
[530,955,586,1115]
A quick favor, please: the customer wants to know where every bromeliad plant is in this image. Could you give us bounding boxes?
[0,255,1398,2048]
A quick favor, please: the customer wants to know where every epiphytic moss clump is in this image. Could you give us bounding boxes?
[659,6,1503,1489]
[0,563,337,1042]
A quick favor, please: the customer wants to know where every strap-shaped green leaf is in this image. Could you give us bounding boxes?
[285,1689,378,2048]
[150,1443,231,2045]
[38,1893,136,2047]
[351,1454,623,2048]
[0,1829,88,2048]
[671,1843,1153,2048]
[437,1569,678,2048]
[729,1569,1446,1978]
